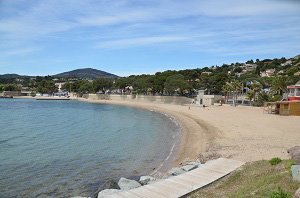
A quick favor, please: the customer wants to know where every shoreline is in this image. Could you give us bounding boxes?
[76,97,215,167]
[12,96,300,163]
[75,96,300,164]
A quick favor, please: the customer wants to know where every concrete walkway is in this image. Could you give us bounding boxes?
[107,158,245,198]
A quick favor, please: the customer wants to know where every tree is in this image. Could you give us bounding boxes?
[3,84,20,91]
[133,77,151,95]
[164,74,189,95]
[250,81,262,102]
[93,78,113,93]
[78,81,94,94]
[37,80,57,94]
[231,80,243,106]
[222,82,233,103]
[246,90,254,103]
[270,76,287,95]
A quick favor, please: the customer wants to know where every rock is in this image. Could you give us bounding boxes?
[198,152,220,163]
[291,165,300,182]
[102,179,119,189]
[294,187,300,198]
[288,146,300,165]
[168,167,186,176]
[186,161,202,167]
[117,177,141,190]
[181,164,198,172]
[97,189,120,198]
[139,176,156,185]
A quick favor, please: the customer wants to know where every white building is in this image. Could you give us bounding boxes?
[55,82,65,92]
[260,69,275,77]
[196,90,223,106]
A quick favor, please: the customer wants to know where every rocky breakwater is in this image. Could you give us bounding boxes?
[97,160,202,198]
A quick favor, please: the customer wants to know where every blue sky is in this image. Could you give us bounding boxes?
[0,0,300,76]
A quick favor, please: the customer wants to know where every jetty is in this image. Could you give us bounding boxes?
[108,158,244,198]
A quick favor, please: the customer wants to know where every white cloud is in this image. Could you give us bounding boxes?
[97,36,190,48]
[1,47,40,56]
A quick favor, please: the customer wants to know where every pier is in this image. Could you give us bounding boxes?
[108,158,244,198]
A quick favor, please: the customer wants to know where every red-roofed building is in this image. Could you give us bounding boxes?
[287,81,300,101]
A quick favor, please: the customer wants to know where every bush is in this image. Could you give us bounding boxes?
[269,157,282,165]
[270,187,291,198]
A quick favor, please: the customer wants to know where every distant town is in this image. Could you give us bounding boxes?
[1,54,300,107]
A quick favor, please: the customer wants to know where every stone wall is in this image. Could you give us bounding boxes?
[82,94,193,105]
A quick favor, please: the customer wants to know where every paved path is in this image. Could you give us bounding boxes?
[107,158,245,198]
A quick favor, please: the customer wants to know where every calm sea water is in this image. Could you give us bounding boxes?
[0,99,180,197]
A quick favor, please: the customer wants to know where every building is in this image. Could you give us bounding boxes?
[55,82,65,92]
[265,81,300,116]
[196,90,223,106]
[280,60,292,67]
[277,101,300,116]
[201,72,212,75]
[260,69,275,77]
[287,81,300,101]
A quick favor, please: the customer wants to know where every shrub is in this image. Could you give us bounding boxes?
[270,187,291,198]
[269,157,282,165]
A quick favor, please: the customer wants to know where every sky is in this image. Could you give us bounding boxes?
[0,0,300,77]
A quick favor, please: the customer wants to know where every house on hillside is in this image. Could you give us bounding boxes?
[281,60,292,67]
[260,69,275,77]
[241,63,257,72]
[201,72,212,75]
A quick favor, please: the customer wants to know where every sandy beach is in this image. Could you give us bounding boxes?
[77,97,300,165]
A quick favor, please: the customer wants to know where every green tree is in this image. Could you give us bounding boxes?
[133,77,152,95]
[78,81,94,94]
[271,76,287,95]
[37,80,57,94]
[250,81,262,102]
[164,74,189,95]
[246,90,255,103]
[222,82,233,103]
[3,84,21,91]
[231,80,243,106]
[93,78,113,93]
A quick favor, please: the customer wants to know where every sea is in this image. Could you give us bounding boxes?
[0,98,180,197]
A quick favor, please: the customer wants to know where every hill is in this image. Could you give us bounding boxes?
[0,74,28,79]
[53,68,119,79]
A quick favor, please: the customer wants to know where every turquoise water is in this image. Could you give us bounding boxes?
[0,99,180,197]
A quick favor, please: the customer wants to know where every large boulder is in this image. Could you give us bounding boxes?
[139,176,156,185]
[117,177,141,190]
[288,146,300,165]
[181,164,199,172]
[186,161,202,167]
[291,165,300,182]
[168,167,186,176]
[97,189,120,198]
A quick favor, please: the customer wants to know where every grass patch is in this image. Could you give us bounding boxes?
[270,187,291,198]
[269,157,282,166]
[187,160,299,198]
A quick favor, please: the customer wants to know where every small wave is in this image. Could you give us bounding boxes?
[0,135,23,145]
[150,141,177,175]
